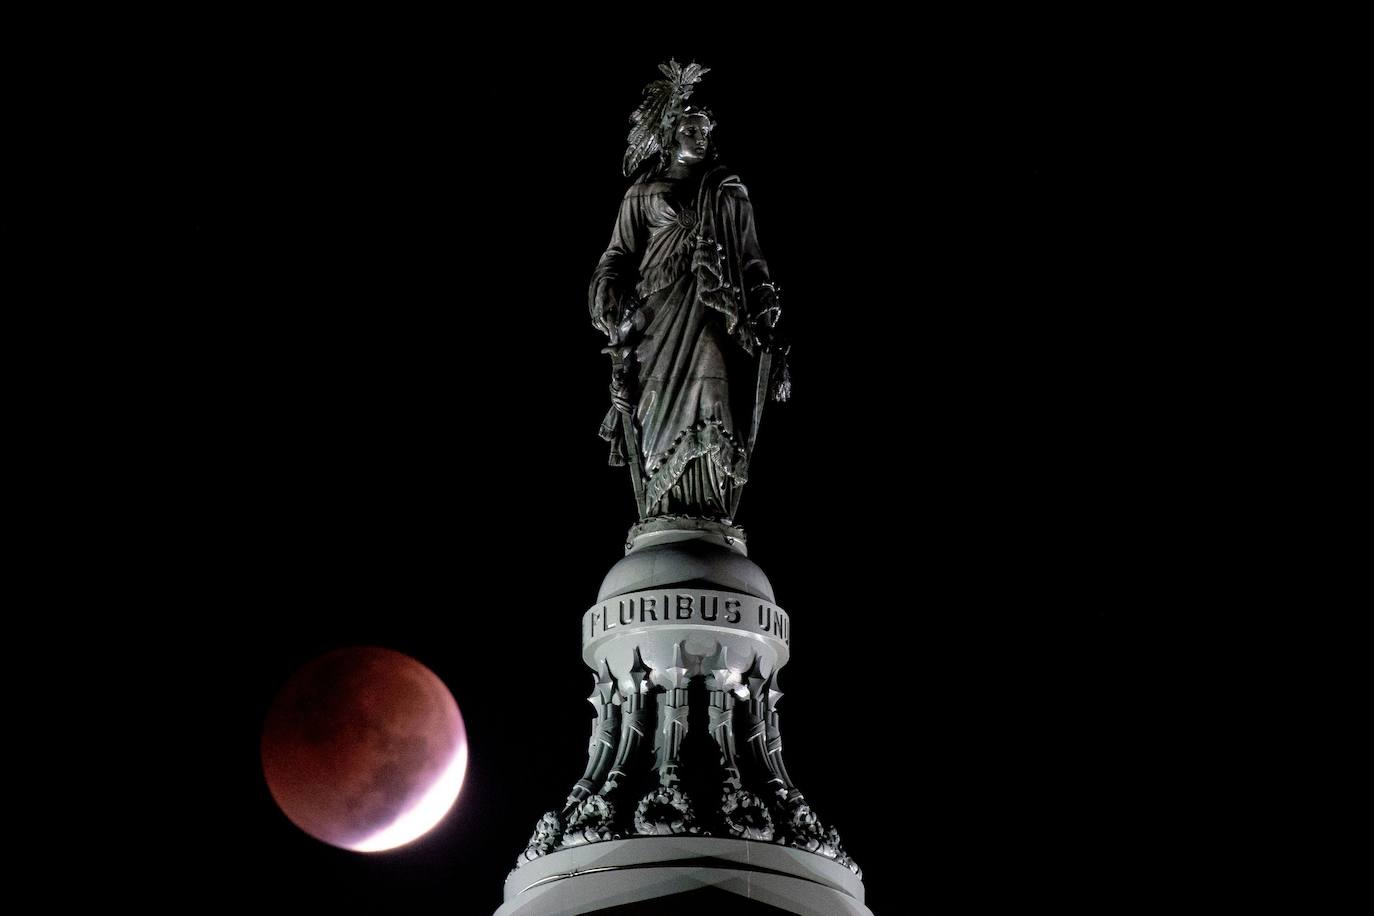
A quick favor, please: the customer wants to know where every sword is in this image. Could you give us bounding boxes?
[730,346,773,520]
[603,337,649,519]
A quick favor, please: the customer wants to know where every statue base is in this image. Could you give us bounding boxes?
[606,517,768,600]
[586,520,785,684]
[505,517,866,913]
[496,837,872,915]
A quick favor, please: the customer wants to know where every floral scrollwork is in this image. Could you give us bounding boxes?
[518,811,563,864]
[826,825,862,878]
[721,788,774,840]
[560,795,617,847]
[781,801,827,853]
[634,785,700,836]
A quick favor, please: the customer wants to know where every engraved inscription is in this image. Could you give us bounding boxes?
[584,590,787,646]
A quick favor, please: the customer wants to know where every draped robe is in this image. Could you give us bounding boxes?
[591,164,773,518]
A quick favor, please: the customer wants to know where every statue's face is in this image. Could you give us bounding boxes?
[673,115,712,162]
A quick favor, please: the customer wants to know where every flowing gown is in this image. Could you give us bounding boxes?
[591,165,773,519]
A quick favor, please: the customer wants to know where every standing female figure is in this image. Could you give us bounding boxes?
[591,63,786,522]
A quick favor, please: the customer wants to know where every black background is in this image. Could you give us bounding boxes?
[45,24,1168,915]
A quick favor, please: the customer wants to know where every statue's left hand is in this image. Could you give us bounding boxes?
[750,285,783,348]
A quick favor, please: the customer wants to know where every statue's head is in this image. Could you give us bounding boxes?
[671,111,715,165]
[623,61,715,179]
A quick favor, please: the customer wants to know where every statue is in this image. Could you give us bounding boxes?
[591,61,790,523]
[504,65,867,911]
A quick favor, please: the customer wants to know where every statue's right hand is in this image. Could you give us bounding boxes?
[590,282,612,326]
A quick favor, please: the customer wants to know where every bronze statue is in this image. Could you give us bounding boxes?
[591,62,789,523]
[507,65,866,906]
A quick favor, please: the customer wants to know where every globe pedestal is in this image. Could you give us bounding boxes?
[499,521,869,915]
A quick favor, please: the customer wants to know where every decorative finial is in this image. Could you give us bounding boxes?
[627,646,652,694]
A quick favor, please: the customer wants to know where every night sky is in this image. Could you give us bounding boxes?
[86,28,1161,915]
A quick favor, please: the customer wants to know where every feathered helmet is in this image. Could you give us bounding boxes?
[623,60,711,178]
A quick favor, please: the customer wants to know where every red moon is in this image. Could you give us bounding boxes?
[261,646,467,852]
